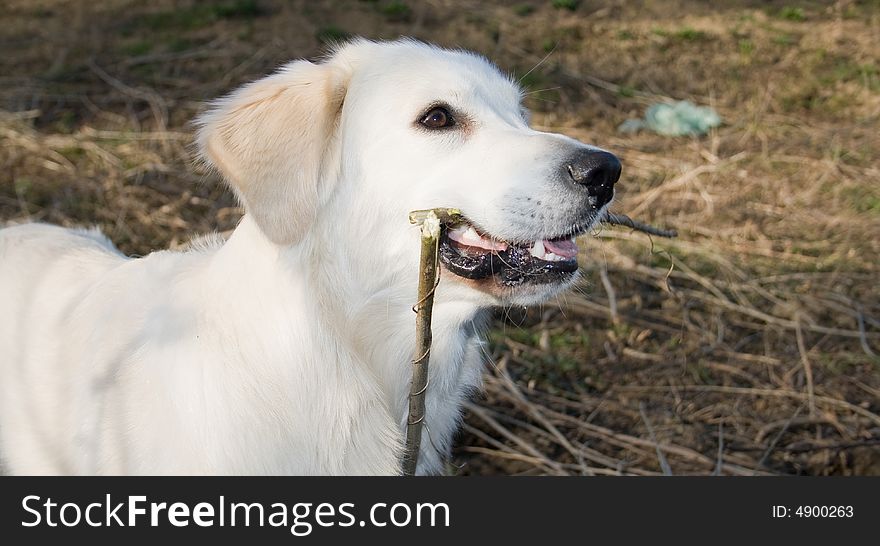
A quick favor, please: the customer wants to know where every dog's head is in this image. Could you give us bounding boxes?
[197,39,620,306]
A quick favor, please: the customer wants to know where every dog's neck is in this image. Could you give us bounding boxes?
[210,217,488,472]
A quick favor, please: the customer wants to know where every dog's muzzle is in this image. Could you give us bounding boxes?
[437,149,622,290]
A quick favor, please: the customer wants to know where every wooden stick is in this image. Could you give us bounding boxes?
[402,210,442,475]
[408,207,464,227]
[604,211,678,238]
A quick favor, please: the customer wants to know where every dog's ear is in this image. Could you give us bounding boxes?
[196,59,351,245]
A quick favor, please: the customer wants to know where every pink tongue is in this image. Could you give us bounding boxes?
[544,238,579,258]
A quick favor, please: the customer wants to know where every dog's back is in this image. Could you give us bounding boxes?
[0,221,407,475]
[0,224,127,473]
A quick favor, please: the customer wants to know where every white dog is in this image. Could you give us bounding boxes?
[0,39,620,475]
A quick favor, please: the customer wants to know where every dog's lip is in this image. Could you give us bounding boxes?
[444,219,582,257]
[437,216,582,286]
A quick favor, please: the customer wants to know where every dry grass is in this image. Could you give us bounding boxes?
[1,0,878,475]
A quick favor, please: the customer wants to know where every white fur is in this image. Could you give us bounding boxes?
[0,39,610,475]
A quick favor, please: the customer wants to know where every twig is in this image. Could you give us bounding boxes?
[86,59,171,155]
[604,211,678,238]
[758,406,803,468]
[672,288,880,340]
[477,407,650,474]
[490,378,767,475]
[639,403,673,475]
[460,445,567,472]
[617,385,880,427]
[598,265,619,325]
[408,208,463,226]
[855,306,878,358]
[547,407,764,475]
[794,315,816,417]
[402,210,441,476]
[119,38,227,67]
[748,439,880,454]
[464,403,566,475]
[461,446,647,476]
[626,153,748,218]
[713,423,725,476]
[754,414,841,445]
[495,367,595,475]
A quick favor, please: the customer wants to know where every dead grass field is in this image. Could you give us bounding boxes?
[1,0,878,475]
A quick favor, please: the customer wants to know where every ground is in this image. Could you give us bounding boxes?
[1,0,878,475]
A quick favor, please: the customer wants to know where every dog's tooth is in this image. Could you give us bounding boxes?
[456,227,476,245]
[464,226,481,243]
[447,225,467,238]
[529,240,545,259]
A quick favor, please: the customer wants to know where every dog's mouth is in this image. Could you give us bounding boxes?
[439,220,581,287]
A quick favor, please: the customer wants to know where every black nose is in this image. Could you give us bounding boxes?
[566,150,621,208]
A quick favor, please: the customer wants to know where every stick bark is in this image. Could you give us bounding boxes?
[604,212,678,238]
[403,211,442,475]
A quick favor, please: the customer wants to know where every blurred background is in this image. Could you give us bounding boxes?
[1,0,878,475]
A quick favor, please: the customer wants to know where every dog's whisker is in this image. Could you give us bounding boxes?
[517,45,557,85]
[524,86,562,96]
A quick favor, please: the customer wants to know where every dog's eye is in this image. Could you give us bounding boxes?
[420,107,455,129]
